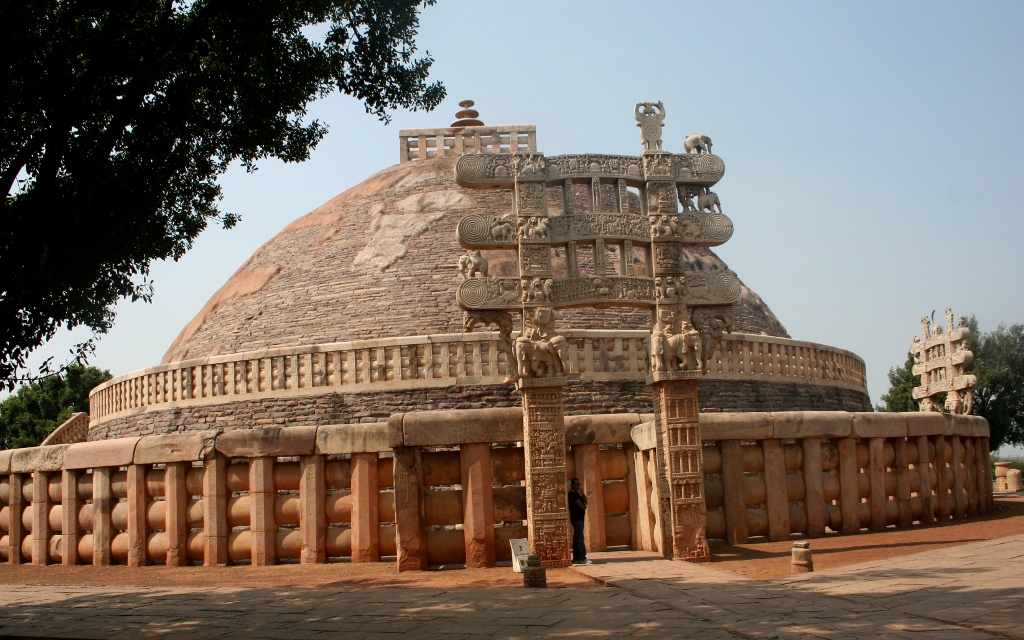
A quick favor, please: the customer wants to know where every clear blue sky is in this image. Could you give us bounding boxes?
[26,1,1024,445]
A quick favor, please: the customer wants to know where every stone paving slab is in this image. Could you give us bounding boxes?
[1,536,1021,638]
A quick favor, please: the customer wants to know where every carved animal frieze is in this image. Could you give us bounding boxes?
[517,216,549,240]
[648,212,733,245]
[672,153,725,184]
[547,213,649,243]
[551,276,656,308]
[678,269,741,305]
[457,277,522,310]
[457,213,517,247]
[545,154,644,181]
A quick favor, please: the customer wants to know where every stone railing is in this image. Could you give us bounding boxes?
[398,125,537,162]
[0,410,991,570]
[88,332,868,426]
[632,411,992,547]
[40,413,89,446]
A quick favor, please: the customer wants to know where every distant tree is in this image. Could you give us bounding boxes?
[2,0,445,389]
[973,323,1024,451]
[0,365,112,449]
[877,317,1024,451]
[876,352,918,413]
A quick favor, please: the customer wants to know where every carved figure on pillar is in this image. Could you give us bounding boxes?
[464,310,519,384]
[515,307,568,380]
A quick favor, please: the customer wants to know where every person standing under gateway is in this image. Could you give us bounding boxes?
[568,478,591,564]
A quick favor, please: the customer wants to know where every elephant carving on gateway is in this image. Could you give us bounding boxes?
[649,306,702,372]
[515,307,568,379]
[458,251,488,279]
[684,133,713,155]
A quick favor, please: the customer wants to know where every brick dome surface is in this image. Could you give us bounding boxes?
[163,156,789,364]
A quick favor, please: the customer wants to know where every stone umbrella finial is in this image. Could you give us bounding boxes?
[451,100,484,127]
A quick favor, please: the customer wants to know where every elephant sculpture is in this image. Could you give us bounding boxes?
[697,191,721,214]
[650,324,701,372]
[458,251,488,279]
[515,335,568,378]
[684,133,713,155]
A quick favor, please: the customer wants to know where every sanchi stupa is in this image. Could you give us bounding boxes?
[0,102,992,570]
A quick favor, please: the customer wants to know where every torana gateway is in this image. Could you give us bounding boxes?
[0,104,991,570]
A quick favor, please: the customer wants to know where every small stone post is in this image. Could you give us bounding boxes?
[791,540,813,573]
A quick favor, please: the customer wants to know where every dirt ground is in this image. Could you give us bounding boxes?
[2,496,1021,589]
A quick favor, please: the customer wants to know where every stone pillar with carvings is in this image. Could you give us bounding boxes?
[641,102,710,562]
[514,164,571,567]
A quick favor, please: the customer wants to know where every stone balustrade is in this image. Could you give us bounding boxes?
[88,332,868,427]
[0,410,990,569]
[399,125,537,162]
[632,411,992,547]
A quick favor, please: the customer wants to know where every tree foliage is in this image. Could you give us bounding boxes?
[1,0,445,389]
[876,352,918,413]
[0,365,112,449]
[973,323,1024,451]
[878,318,1024,451]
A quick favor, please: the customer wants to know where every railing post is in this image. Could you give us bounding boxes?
[460,443,495,568]
[92,468,112,565]
[61,469,80,565]
[837,438,860,534]
[127,464,148,567]
[802,438,826,537]
[300,454,326,564]
[351,452,380,563]
[32,471,52,565]
[203,454,228,566]
[165,461,189,566]
[762,440,790,540]
[393,446,427,571]
[249,457,276,566]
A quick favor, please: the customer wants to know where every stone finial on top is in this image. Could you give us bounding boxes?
[635,102,665,153]
[451,100,484,127]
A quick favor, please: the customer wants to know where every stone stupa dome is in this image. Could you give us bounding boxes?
[88,105,870,440]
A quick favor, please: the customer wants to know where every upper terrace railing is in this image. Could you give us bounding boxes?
[89,331,868,426]
[398,125,537,162]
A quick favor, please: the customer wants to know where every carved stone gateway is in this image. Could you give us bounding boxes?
[911,308,977,414]
[456,103,737,564]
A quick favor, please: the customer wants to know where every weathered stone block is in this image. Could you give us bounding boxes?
[66,438,140,470]
[0,449,12,474]
[396,407,522,447]
[564,414,640,446]
[134,431,218,464]
[629,421,657,451]
[316,423,389,455]
[11,445,69,473]
[773,411,852,439]
[948,415,976,437]
[905,412,949,437]
[215,426,316,458]
[851,413,907,438]
[702,412,772,440]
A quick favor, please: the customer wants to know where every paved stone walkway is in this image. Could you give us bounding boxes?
[0,535,1021,639]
